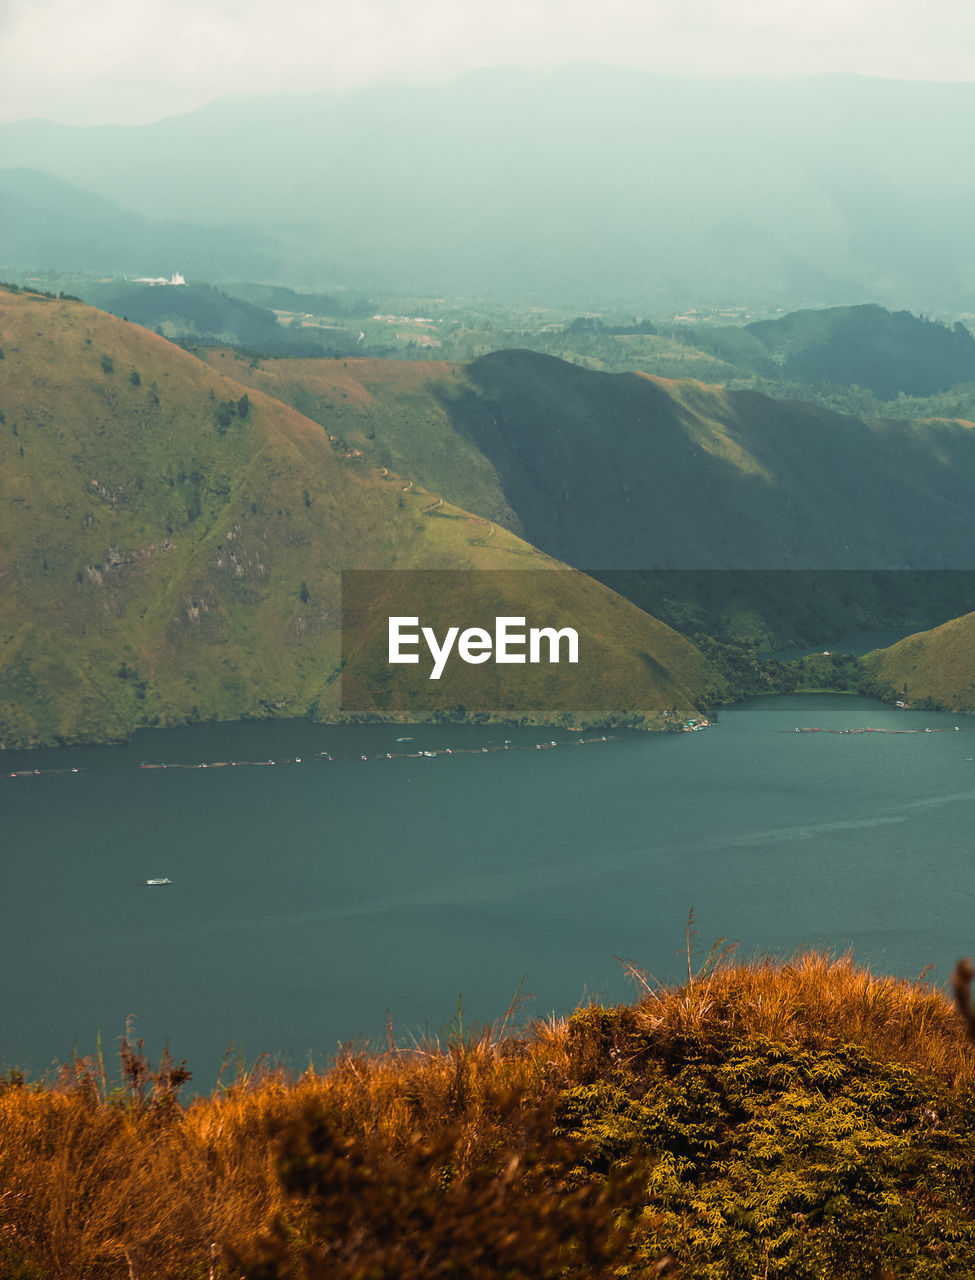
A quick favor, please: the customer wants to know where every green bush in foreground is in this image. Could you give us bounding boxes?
[558,1021,975,1277]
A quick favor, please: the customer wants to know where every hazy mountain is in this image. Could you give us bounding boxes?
[4,68,975,311]
[0,167,275,279]
[0,169,147,275]
[0,288,721,746]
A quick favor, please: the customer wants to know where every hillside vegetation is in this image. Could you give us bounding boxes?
[3,951,975,1279]
[448,304,975,409]
[743,305,975,397]
[199,347,975,573]
[0,288,721,746]
[676,304,975,399]
[78,280,361,356]
[82,282,290,349]
[24,276,975,419]
[862,612,975,714]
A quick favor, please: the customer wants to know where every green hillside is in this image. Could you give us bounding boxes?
[673,305,975,400]
[861,613,975,714]
[196,346,975,575]
[81,281,287,348]
[196,348,521,528]
[743,305,975,397]
[78,280,360,356]
[0,289,722,746]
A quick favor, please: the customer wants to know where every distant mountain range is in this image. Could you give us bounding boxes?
[3,67,975,312]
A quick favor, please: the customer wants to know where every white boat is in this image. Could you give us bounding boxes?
[146,878,172,886]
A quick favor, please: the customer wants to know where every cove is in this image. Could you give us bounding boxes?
[3,694,975,1089]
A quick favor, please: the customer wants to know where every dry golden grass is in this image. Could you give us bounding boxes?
[2,950,973,1278]
[626,949,975,1087]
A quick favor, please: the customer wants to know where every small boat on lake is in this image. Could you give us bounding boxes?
[146,878,172,886]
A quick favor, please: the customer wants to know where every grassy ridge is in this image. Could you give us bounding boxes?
[194,346,975,648]
[0,290,721,745]
[3,952,975,1279]
[197,348,522,531]
[197,346,975,576]
[861,612,975,714]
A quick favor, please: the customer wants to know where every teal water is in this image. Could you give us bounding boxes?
[4,694,975,1088]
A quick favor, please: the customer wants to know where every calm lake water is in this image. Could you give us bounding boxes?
[4,693,975,1089]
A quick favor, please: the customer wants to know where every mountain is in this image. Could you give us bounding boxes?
[677,305,975,398]
[743,305,975,397]
[220,282,369,317]
[0,169,147,275]
[4,69,975,311]
[195,346,975,574]
[0,167,274,279]
[0,288,722,746]
[77,279,344,352]
[861,613,975,714]
[15,273,367,356]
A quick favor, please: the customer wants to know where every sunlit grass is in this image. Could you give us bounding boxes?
[3,947,975,1277]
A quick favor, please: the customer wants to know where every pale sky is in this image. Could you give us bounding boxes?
[1,0,974,125]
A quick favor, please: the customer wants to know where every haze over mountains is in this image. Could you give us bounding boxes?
[0,169,273,281]
[4,66,975,312]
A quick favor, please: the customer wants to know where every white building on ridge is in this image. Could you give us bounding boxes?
[132,272,187,286]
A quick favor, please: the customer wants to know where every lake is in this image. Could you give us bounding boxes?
[4,693,975,1089]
